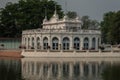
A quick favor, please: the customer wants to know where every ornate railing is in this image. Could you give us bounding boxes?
[22,29,101,34]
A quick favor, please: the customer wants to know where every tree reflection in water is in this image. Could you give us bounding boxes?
[0,58,22,80]
[102,64,120,80]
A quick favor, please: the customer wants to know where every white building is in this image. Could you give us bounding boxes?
[22,10,101,52]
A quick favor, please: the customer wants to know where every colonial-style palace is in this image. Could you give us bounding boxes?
[22,10,101,52]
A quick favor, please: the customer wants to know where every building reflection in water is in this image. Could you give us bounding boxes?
[22,58,120,80]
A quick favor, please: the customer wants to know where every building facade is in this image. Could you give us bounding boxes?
[22,10,101,51]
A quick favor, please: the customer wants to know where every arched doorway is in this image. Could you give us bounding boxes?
[74,37,80,50]
[52,37,59,50]
[24,38,26,47]
[43,37,48,50]
[31,37,34,49]
[98,38,100,49]
[83,37,89,50]
[36,37,40,49]
[92,38,96,50]
[62,37,70,50]
[28,38,30,49]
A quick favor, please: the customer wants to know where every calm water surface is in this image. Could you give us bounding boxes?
[0,58,120,80]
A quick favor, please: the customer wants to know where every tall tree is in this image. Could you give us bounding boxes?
[81,15,99,29]
[101,11,120,44]
[67,11,77,19]
[0,0,63,38]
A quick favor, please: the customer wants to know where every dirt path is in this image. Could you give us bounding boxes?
[0,50,22,58]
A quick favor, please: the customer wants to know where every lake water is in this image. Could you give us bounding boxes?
[0,58,120,80]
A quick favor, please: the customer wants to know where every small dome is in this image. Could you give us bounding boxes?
[43,16,48,22]
[76,16,80,20]
[51,10,59,21]
[52,14,59,19]
[63,15,68,20]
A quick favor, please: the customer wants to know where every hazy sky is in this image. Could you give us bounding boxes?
[0,0,120,21]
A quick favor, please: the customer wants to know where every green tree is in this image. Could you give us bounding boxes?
[0,0,63,38]
[101,11,120,44]
[112,11,120,44]
[81,15,99,29]
[67,11,77,19]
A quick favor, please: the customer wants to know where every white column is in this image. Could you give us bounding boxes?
[96,37,98,50]
[40,36,43,50]
[69,63,73,77]
[80,37,83,50]
[89,37,92,50]
[59,37,62,50]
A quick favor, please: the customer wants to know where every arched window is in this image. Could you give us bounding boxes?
[92,38,96,50]
[24,38,26,45]
[52,37,59,50]
[74,37,80,50]
[98,38,100,48]
[83,37,89,50]
[36,37,40,49]
[43,37,48,50]
[31,37,34,49]
[62,37,70,50]
[28,38,30,49]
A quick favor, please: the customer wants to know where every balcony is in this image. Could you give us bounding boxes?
[22,29,101,35]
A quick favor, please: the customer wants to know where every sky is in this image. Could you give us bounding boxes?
[0,0,120,21]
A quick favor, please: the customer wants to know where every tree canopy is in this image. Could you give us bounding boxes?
[66,11,77,19]
[81,15,99,30]
[101,11,120,44]
[0,0,63,38]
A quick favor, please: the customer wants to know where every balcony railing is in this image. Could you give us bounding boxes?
[22,29,101,35]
